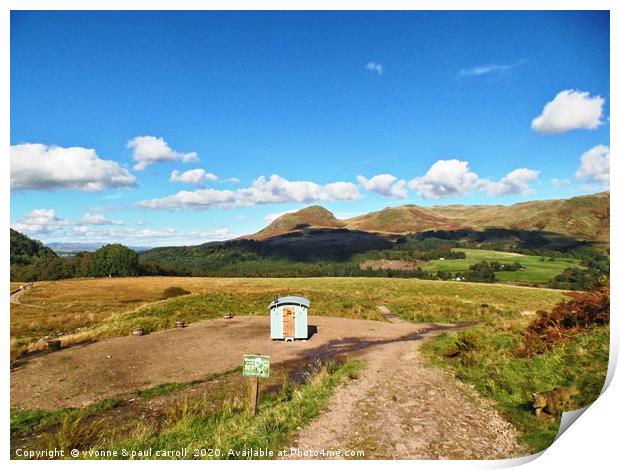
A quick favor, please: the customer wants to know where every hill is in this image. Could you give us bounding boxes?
[251,192,609,246]
[252,206,344,240]
[426,192,610,245]
[10,229,57,266]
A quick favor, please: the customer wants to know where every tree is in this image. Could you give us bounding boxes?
[91,244,139,277]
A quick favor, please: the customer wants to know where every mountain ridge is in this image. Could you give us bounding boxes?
[250,192,610,246]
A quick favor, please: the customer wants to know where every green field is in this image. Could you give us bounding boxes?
[424,249,581,283]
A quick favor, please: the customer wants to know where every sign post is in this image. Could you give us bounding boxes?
[242,354,270,416]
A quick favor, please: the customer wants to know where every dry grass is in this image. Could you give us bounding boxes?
[10,277,567,360]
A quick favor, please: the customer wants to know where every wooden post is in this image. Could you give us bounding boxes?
[250,375,259,416]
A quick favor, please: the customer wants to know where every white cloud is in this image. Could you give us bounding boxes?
[82,213,124,225]
[170,169,218,186]
[483,168,540,196]
[70,226,232,246]
[550,178,571,189]
[459,60,524,77]
[366,61,383,76]
[575,145,610,188]
[10,143,137,191]
[127,136,198,170]
[223,177,241,184]
[408,159,540,199]
[11,209,69,235]
[264,209,300,223]
[357,174,407,198]
[408,160,483,199]
[12,208,232,246]
[531,90,605,134]
[138,175,360,210]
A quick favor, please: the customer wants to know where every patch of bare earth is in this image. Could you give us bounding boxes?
[359,260,420,271]
[285,307,525,460]
[11,315,423,410]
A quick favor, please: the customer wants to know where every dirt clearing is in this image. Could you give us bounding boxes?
[12,315,438,410]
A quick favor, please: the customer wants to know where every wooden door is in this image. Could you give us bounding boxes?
[283,307,295,337]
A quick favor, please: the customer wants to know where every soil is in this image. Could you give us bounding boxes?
[11,315,445,410]
[11,310,526,459]
[285,307,526,459]
[359,260,421,271]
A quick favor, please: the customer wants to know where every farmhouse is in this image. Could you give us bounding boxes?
[269,295,309,340]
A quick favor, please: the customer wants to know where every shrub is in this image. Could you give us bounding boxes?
[521,284,609,355]
[161,287,191,299]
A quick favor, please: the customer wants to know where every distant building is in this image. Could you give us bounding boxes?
[269,295,309,341]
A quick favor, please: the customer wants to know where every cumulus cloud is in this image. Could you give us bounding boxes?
[483,168,540,196]
[531,90,605,134]
[138,175,360,210]
[12,208,232,246]
[127,136,198,170]
[11,209,69,235]
[357,174,407,198]
[64,226,232,245]
[82,213,124,225]
[10,143,137,191]
[170,169,218,186]
[408,159,540,199]
[366,61,383,76]
[575,145,610,188]
[408,160,483,199]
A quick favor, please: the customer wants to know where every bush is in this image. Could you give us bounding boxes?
[161,287,191,299]
[521,284,609,355]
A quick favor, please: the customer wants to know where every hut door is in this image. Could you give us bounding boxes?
[283,307,295,337]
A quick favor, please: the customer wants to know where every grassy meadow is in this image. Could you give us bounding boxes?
[10,276,567,359]
[424,248,580,283]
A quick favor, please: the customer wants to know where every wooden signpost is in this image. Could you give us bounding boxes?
[242,354,270,416]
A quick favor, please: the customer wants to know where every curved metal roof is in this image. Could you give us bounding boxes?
[268,295,310,309]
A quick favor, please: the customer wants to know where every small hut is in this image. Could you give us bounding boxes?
[269,295,309,340]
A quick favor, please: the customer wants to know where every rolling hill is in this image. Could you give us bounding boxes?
[250,192,610,247]
[252,206,344,240]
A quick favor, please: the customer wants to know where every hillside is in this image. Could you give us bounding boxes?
[426,192,610,245]
[10,229,57,265]
[251,192,609,246]
[252,206,344,240]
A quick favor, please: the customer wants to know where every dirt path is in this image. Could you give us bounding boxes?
[287,308,525,460]
[10,285,41,308]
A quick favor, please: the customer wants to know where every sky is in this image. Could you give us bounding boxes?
[10,10,610,247]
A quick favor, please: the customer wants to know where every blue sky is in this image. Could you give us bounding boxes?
[10,10,610,246]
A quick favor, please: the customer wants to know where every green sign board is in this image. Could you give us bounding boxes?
[243,355,270,378]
